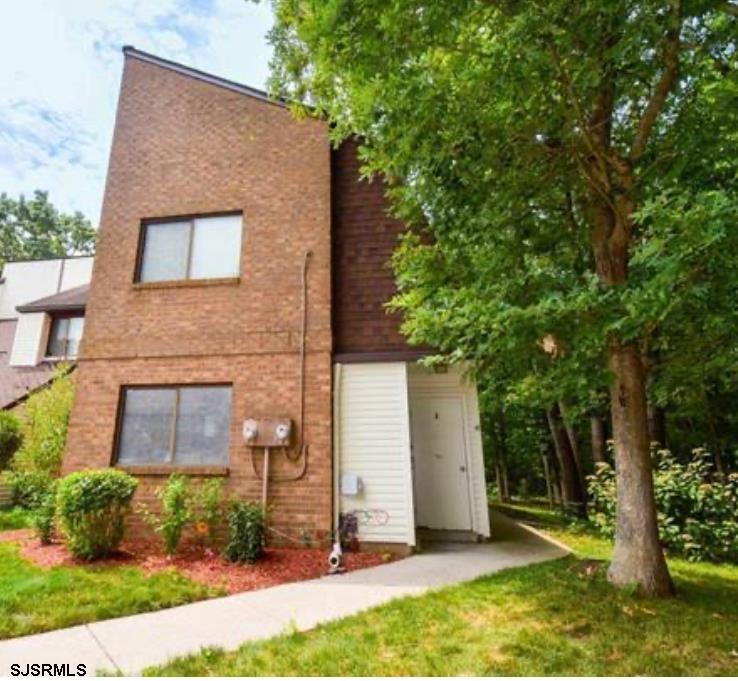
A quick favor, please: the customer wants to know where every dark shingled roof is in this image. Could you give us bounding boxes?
[16,283,89,314]
[0,320,59,409]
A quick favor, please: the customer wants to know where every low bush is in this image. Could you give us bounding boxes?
[57,469,138,560]
[30,483,57,544]
[11,368,74,478]
[7,470,55,509]
[0,412,22,470]
[588,448,738,563]
[192,479,225,547]
[225,501,266,564]
[142,475,191,556]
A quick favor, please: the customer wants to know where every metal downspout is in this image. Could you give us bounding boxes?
[332,363,343,541]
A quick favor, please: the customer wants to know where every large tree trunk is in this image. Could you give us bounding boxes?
[590,414,608,464]
[587,183,674,595]
[576,0,680,594]
[607,342,674,596]
[546,404,587,517]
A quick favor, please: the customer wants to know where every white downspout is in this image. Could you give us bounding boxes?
[402,363,417,547]
[332,363,343,541]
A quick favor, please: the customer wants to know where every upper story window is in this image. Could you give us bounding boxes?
[137,213,242,283]
[46,315,85,359]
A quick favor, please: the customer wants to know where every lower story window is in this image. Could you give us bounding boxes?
[116,385,232,466]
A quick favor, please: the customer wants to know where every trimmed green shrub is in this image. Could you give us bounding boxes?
[225,501,266,564]
[57,469,138,560]
[7,470,55,509]
[589,448,738,563]
[0,412,22,470]
[31,482,57,544]
[142,475,191,556]
[192,479,225,547]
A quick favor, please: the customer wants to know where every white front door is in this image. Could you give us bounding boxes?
[410,394,473,531]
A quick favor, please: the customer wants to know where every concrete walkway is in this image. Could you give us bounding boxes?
[0,511,568,676]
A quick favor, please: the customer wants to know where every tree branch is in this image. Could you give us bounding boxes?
[629,0,682,164]
[549,45,612,190]
[718,2,738,17]
[562,192,579,233]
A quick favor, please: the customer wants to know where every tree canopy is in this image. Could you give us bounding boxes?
[0,191,96,265]
[267,0,737,595]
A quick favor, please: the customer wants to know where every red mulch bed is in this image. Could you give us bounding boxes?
[1,529,394,595]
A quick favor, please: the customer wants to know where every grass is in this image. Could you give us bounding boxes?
[0,541,219,639]
[491,498,571,528]
[146,503,738,676]
[0,506,31,531]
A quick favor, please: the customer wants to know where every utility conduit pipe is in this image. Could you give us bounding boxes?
[251,249,313,506]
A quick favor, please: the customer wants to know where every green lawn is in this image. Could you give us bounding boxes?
[0,541,218,639]
[0,507,31,531]
[147,504,738,676]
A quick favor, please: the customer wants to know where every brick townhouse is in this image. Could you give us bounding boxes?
[62,47,490,550]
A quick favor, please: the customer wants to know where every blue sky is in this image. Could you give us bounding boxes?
[0,0,274,223]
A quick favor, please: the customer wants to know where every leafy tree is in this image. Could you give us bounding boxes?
[0,411,23,470]
[0,191,95,265]
[267,0,737,595]
[12,366,75,477]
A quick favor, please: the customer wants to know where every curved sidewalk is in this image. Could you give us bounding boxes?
[0,510,568,676]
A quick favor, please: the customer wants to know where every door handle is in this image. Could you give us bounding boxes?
[459,466,466,472]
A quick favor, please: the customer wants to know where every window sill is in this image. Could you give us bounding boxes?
[132,277,240,291]
[116,465,230,477]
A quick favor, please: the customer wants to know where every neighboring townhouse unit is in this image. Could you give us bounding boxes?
[63,47,490,550]
[0,256,93,409]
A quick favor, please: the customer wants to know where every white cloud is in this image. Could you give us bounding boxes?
[0,0,274,224]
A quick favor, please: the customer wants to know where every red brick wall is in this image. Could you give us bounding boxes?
[331,139,415,357]
[64,55,333,544]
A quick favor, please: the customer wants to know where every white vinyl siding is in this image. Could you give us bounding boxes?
[0,257,94,321]
[0,261,61,320]
[336,363,415,545]
[59,257,94,291]
[9,313,49,366]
